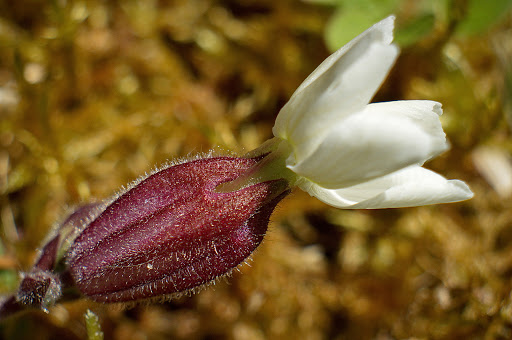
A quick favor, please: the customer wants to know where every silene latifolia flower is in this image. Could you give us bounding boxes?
[1,15,472,318]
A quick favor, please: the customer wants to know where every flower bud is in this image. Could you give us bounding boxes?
[15,235,63,312]
[66,156,289,303]
[16,270,61,312]
[0,204,104,318]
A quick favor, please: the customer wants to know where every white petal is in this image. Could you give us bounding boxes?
[365,100,448,160]
[283,15,395,106]
[299,166,473,209]
[289,101,449,189]
[273,16,399,162]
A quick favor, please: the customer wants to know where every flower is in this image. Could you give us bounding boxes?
[1,16,474,318]
[270,15,473,209]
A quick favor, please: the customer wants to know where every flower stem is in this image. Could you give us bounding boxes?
[85,310,104,340]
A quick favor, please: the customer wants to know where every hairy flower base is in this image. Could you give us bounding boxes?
[16,271,61,310]
[66,157,289,303]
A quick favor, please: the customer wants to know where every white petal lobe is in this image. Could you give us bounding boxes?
[299,166,473,209]
[289,101,448,188]
[287,15,395,101]
[273,16,399,162]
[364,100,448,159]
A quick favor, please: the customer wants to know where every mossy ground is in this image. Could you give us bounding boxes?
[0,1,511,339]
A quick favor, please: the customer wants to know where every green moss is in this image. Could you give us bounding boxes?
[0,0,510,339]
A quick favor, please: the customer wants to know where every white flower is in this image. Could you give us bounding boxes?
[271,16,473,209]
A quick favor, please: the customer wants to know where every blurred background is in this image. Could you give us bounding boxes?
[0,0,511,339]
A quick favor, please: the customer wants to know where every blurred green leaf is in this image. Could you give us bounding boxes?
[302,0,343,4]
[335,0,398,7]
[394,13,436,47]
[456,0,512,36]
[324,0,399,51]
